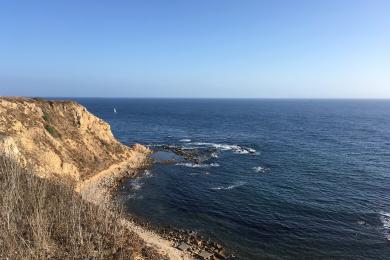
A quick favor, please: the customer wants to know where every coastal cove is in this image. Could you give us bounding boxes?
[75,98,390,260]
[2,1,390,258]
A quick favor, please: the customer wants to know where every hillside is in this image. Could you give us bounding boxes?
[0,97,148,182]
[0,97,192,259]
[0,154,160,259]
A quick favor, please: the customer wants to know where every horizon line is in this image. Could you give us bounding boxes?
[2,95,390,100]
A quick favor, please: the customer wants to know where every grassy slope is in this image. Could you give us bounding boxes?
[0,156,161,259]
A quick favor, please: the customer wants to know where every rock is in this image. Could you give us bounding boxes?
[0,135,20,159]
[197,250,213,259]
[215,249,227,259]
[177,242,191,251]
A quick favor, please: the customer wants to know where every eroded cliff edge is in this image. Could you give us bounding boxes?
[0,97,149,183]
[0,97,192,260]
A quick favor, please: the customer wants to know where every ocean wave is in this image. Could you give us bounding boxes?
[253,166,269,173]
[190,142,256,155]
[234,149,249,154]
[356,220,366,225]
[143,169,153,177]
[211,181,247,190]
[380,211,390,228]
[211,152,219,158]
[379,211,390,240]
[180,138,192,142]
[147,143,169,148]
[131,183,143,191]
[126,194,144,200]
[248,148,256,153]
[128,179,144,191]
[175,162,220,168]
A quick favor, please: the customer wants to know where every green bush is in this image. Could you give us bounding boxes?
[32,97,45,102]
[44,124,61,138]
[42,112,50,123]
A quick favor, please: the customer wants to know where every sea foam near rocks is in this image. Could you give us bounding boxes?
[189,142,256,155]
[379,211,390,240]
[211,181,247,190]
[175,162,220,168]
[253,166,269,173]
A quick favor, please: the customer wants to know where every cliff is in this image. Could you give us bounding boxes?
[0,97,192,259]
[0,97,150,182]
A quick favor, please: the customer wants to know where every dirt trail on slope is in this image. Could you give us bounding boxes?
[76,153,193,260]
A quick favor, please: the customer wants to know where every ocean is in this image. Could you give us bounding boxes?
[76,98,390,259]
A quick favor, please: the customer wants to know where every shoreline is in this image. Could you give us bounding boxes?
[114,166,235,260]
[76,148,233,259]
[76,150,193,260]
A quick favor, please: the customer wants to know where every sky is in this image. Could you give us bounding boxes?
[0,0,389,98]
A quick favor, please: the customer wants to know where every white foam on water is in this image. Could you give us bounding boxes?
[248,148,256,153]
[190,142,256,155]
[181,146,196,150]
[253,166,269,173]
[357,220,366,225]
[180,138,191,142]
[126,194,137,200]
[128,178,144,191]
[379,211,390,240]
[143,169,153,177]
[147,143,164,147]
[211,181,247,190]
[190,142,214,146]
[125,194,144,200]
[130,182,142,191]
[380,211,390,229]
[233,149,249,154]
[175,162,220,168]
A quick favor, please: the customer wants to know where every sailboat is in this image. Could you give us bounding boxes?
[113,107,117,114]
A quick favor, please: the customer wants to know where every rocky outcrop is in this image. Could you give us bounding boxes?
[0,97,196,260]
[0,135,20,158]
[0,97,150,182]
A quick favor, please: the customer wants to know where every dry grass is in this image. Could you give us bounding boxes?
[0,155,161,259]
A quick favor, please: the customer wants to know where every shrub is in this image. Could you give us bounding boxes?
[42,112,51,123]
[33,97,45,102]
[45,124,61,138]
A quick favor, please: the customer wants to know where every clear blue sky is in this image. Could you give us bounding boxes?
[1,0,389,98]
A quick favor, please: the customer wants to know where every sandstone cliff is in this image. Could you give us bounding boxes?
[0,97,150,182]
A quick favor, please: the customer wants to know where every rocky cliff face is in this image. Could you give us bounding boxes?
[0,97,149,182]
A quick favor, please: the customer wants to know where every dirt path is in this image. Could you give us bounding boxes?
[76,152,193,260]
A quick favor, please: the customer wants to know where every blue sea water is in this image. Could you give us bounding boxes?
[76,98,390,259]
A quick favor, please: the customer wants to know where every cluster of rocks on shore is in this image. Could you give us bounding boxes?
[113,148,237,259]
[160,228,236,260]
[124,213,236,259]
